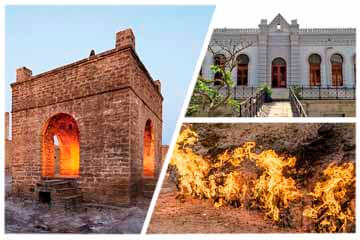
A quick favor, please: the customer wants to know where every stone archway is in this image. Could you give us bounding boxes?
[143,119,155,177]
[41,113,80,178]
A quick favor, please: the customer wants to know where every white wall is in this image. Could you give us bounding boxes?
[299,46,356,87]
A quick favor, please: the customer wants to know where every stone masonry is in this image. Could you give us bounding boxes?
[5,112,12,175]
[11,28,163,206]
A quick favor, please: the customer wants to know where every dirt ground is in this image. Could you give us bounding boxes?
[148,192,304,233]
[148,123,356,233]
[5,176,148,234]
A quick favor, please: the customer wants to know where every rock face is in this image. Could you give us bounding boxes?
[10,28,163,206]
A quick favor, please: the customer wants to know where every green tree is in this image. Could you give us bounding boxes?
[187,39,253,116]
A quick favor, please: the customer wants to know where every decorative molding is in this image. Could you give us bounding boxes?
[299,28,355,34]
[299,38,355,46]
[214,28,259,33]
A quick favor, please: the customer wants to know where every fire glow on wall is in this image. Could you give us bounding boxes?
[143,119,155,177]
[41,113,80,178]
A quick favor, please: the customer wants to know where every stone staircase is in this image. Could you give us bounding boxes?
[259,101,294,117]
[271,88,289,100]
[35,178,82,210]
[257,88,294,117]
[143,178,158,198]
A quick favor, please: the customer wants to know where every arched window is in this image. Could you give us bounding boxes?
[214,54,225,85]
[331,54,343,86]
[309,54,321,86]
[237,54,249,86]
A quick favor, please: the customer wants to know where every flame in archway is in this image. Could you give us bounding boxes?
[42,113,80,178]
[144,119,155,177]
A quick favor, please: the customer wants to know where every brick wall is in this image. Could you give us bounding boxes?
[161,145,169,167]
[5,112,12,175]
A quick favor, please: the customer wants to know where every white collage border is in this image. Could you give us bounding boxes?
[0,1,358,240]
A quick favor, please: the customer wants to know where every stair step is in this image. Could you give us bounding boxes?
[60,194,82,200]
[261,101,294,117]
[37,179,77,189]
[55,188,78,195]
[143,191,154,198]
[144,185,156,192]
[36,179,82,210]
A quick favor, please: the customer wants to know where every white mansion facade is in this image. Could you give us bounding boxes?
[202,14,356,88]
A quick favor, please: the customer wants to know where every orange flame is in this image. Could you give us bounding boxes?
[252,150,302,221]
[170,127,302,222]
[303,162,355,232]
[170,127,355,231]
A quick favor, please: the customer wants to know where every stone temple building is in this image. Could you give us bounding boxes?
[200,14,356,117]
[11,28,163,207]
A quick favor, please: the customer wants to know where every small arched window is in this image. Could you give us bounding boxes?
[237,54,249,86]
[214,54,225,85]
[308,54,321,86]
[331,54,343,86]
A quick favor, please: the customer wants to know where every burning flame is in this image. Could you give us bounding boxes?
[253,150,302,222]
[171,127,302,222]
[170,128,211,198]
[170,127,355,231]
[303,162,355,232]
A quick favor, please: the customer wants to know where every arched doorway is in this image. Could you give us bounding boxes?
[331,53,343,86]
[272,58,287,88]
[143,119,155,177]
[41,113,80,178]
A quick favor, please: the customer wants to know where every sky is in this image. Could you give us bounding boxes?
[213,0,356,28]
[5,5,214,144]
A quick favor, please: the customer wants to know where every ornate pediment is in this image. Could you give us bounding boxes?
[269,14,290,33]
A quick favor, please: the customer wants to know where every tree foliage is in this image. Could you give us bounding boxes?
[187,39,253,117]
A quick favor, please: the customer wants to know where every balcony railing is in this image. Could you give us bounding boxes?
[218,85,356,100]
[239,89,265,117]
[293,85,356,100]
[218,86,258,100]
